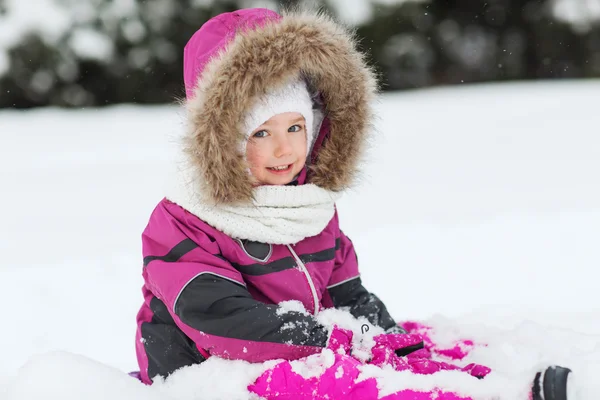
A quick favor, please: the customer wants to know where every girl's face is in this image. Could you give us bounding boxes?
[246,112,308,186]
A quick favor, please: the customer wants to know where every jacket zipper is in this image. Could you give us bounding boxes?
[286,244,320,315]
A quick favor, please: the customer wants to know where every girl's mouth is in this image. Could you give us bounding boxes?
[267,164,293,174]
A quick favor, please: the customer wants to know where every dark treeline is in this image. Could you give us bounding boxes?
[0,0,598,108]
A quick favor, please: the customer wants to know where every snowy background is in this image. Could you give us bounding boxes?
[1,80,599,398]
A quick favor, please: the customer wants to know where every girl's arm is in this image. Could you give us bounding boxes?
[144,248,329,362]
[141,201,329,379]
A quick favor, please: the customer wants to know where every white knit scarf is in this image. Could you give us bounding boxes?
[165,163,341,245]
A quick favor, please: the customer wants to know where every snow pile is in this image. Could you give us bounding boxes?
[153,357,267,400]
[5,310,600,399]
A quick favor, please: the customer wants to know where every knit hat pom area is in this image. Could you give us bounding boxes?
[240,75,315,155]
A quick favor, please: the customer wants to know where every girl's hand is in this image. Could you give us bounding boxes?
[368,333,424,370]
[326,325,353,355]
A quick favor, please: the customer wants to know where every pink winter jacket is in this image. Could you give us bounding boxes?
[135,8,399,384]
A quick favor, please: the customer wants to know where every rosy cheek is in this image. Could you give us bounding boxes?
[246,144,267,168]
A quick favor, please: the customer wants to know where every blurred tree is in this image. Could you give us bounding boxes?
[356,0,595,90]
[0,0,242,108]
[585,26,600,75]
[356,2,436,89]
[0,0,598,108]
[2,35,61,108]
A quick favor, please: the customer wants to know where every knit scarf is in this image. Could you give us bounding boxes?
[165,163,341,245]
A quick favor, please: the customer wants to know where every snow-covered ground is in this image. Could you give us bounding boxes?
[1,80,599,399]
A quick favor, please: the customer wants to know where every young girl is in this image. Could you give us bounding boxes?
[135,7,403,384]
[134,8,572,399]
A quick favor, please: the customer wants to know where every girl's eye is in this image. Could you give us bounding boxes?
[253,130,268,138]
[289,124,303,133]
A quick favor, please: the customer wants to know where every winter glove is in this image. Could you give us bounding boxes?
[326,325,354,355]
[327,327,423,362]
[369,333,424,370]
[327,328,491,379]
[369,332,490,378]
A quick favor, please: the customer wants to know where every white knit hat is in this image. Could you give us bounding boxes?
[240,75,315,156]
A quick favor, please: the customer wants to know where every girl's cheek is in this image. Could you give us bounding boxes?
[248,143,270,168]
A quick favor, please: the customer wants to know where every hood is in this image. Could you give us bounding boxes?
[182,8,377,204]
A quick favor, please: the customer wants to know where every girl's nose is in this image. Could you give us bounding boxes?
[274,133,293,158]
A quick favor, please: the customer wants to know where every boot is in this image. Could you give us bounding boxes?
[532,366,573,400]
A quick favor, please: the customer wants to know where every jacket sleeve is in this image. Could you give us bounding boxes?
[327,217,404,333]
[143,202,329,365]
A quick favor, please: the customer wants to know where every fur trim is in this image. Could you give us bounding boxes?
[185,10,378,204]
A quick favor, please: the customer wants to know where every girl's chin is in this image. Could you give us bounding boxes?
[259,171,297,185]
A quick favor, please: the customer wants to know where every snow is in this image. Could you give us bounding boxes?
[0,0,71,49]
[552,0,600,30]
[276,300,310,315]
[69,28,115,61]
[289,349,337,379]
[5,351,267,400]
[1,80,600,399]
[152,357,267,400]
[327,0,374,25]
[316,307,385,362]
[6,352,168,400]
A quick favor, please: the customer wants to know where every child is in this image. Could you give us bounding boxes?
[135,7,402,384]
[134,8,572,399]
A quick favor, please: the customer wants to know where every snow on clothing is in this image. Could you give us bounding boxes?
[250,322,491,400]
[135,8,400,384]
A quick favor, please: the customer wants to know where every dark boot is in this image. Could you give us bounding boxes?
[532,366,573,400]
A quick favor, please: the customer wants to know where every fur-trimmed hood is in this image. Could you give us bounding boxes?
[182,8,377,204]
